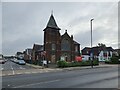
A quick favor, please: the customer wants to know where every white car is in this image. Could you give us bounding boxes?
[0,60,5,64]
[18,60,26,65]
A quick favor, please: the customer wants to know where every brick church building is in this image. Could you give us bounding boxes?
[43,14,81,63]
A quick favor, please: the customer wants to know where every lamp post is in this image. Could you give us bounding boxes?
[90,18,94,68]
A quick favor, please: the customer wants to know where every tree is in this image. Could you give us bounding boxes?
[98,43,106,47]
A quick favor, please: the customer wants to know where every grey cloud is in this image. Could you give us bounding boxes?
[2,2,118,55]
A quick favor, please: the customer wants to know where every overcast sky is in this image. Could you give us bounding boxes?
[2,2,118,55]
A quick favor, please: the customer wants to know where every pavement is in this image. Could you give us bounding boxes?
[27,63,118,69]
[25,63,118,72]
[62,64,118,71]
[1,63,118,76]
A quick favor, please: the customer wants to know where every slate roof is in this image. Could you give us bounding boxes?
[82,47,91,55]
[46,14,60,30]
[61,30,71,38]
[106,47,114,51]
[73,40,80,45]
[16,52,23,55]
[82,46,113,56]
[25,48,32,54]
[33,44,43,52]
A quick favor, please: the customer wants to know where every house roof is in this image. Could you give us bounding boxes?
[25,48,32,54]
[82,46,114,56]
[46,14,60,30]
[73,40,80,45]
[82,47,91,55]
[106,47,114,51]
[114,49,120,52]
[16,52,23,55]
[33,44,43,51]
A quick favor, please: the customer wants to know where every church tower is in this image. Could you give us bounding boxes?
[43,13,61,63]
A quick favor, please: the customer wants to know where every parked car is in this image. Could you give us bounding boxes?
[13,59,18,63]
[18,60,26,65]
[15,60,19,64]
[0,60,5,64]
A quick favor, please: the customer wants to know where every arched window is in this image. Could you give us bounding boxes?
[52,44,56,50]
[61,39,70,51]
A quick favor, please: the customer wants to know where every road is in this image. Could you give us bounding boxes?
[2,64,119,88]
[1,59,37,76]
[2,60,33,71]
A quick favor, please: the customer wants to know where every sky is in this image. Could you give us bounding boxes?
[2,2,118,55]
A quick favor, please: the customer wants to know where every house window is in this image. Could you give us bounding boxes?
[61,39,70,51]
[52,44,56,50]
[87,51,89,54]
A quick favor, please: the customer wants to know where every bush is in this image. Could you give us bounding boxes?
[32,60,38,65]
[57,61,68,68]
[105,56,119,64]
[57,60,99,68]
[93,59,99,65]
[110,56,119,64]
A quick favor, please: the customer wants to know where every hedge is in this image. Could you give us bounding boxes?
[57,60,99,68]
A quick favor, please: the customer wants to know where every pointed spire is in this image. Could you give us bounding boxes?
[51,10,53,15]
[46,13,60,30]
[65,30,67,33]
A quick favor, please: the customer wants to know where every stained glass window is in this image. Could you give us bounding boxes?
[61,39,70,51]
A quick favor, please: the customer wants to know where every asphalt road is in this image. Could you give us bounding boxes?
[1,60,33,71]
[2,65,118,88]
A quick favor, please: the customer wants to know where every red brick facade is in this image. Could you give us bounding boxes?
[43,14,80,63]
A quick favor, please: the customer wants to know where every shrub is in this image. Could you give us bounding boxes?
[93,60,99,65]
[57,60,68,68]
[105,56,119,64]
[110,56,119,64]
[57,60,99,68]
[32,60,38,65]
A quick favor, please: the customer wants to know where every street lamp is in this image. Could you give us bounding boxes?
[90,18,94,68]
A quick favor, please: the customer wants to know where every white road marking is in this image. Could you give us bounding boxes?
[10,64,15,75]
[13,79,60,88]
[19,67,25,70]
